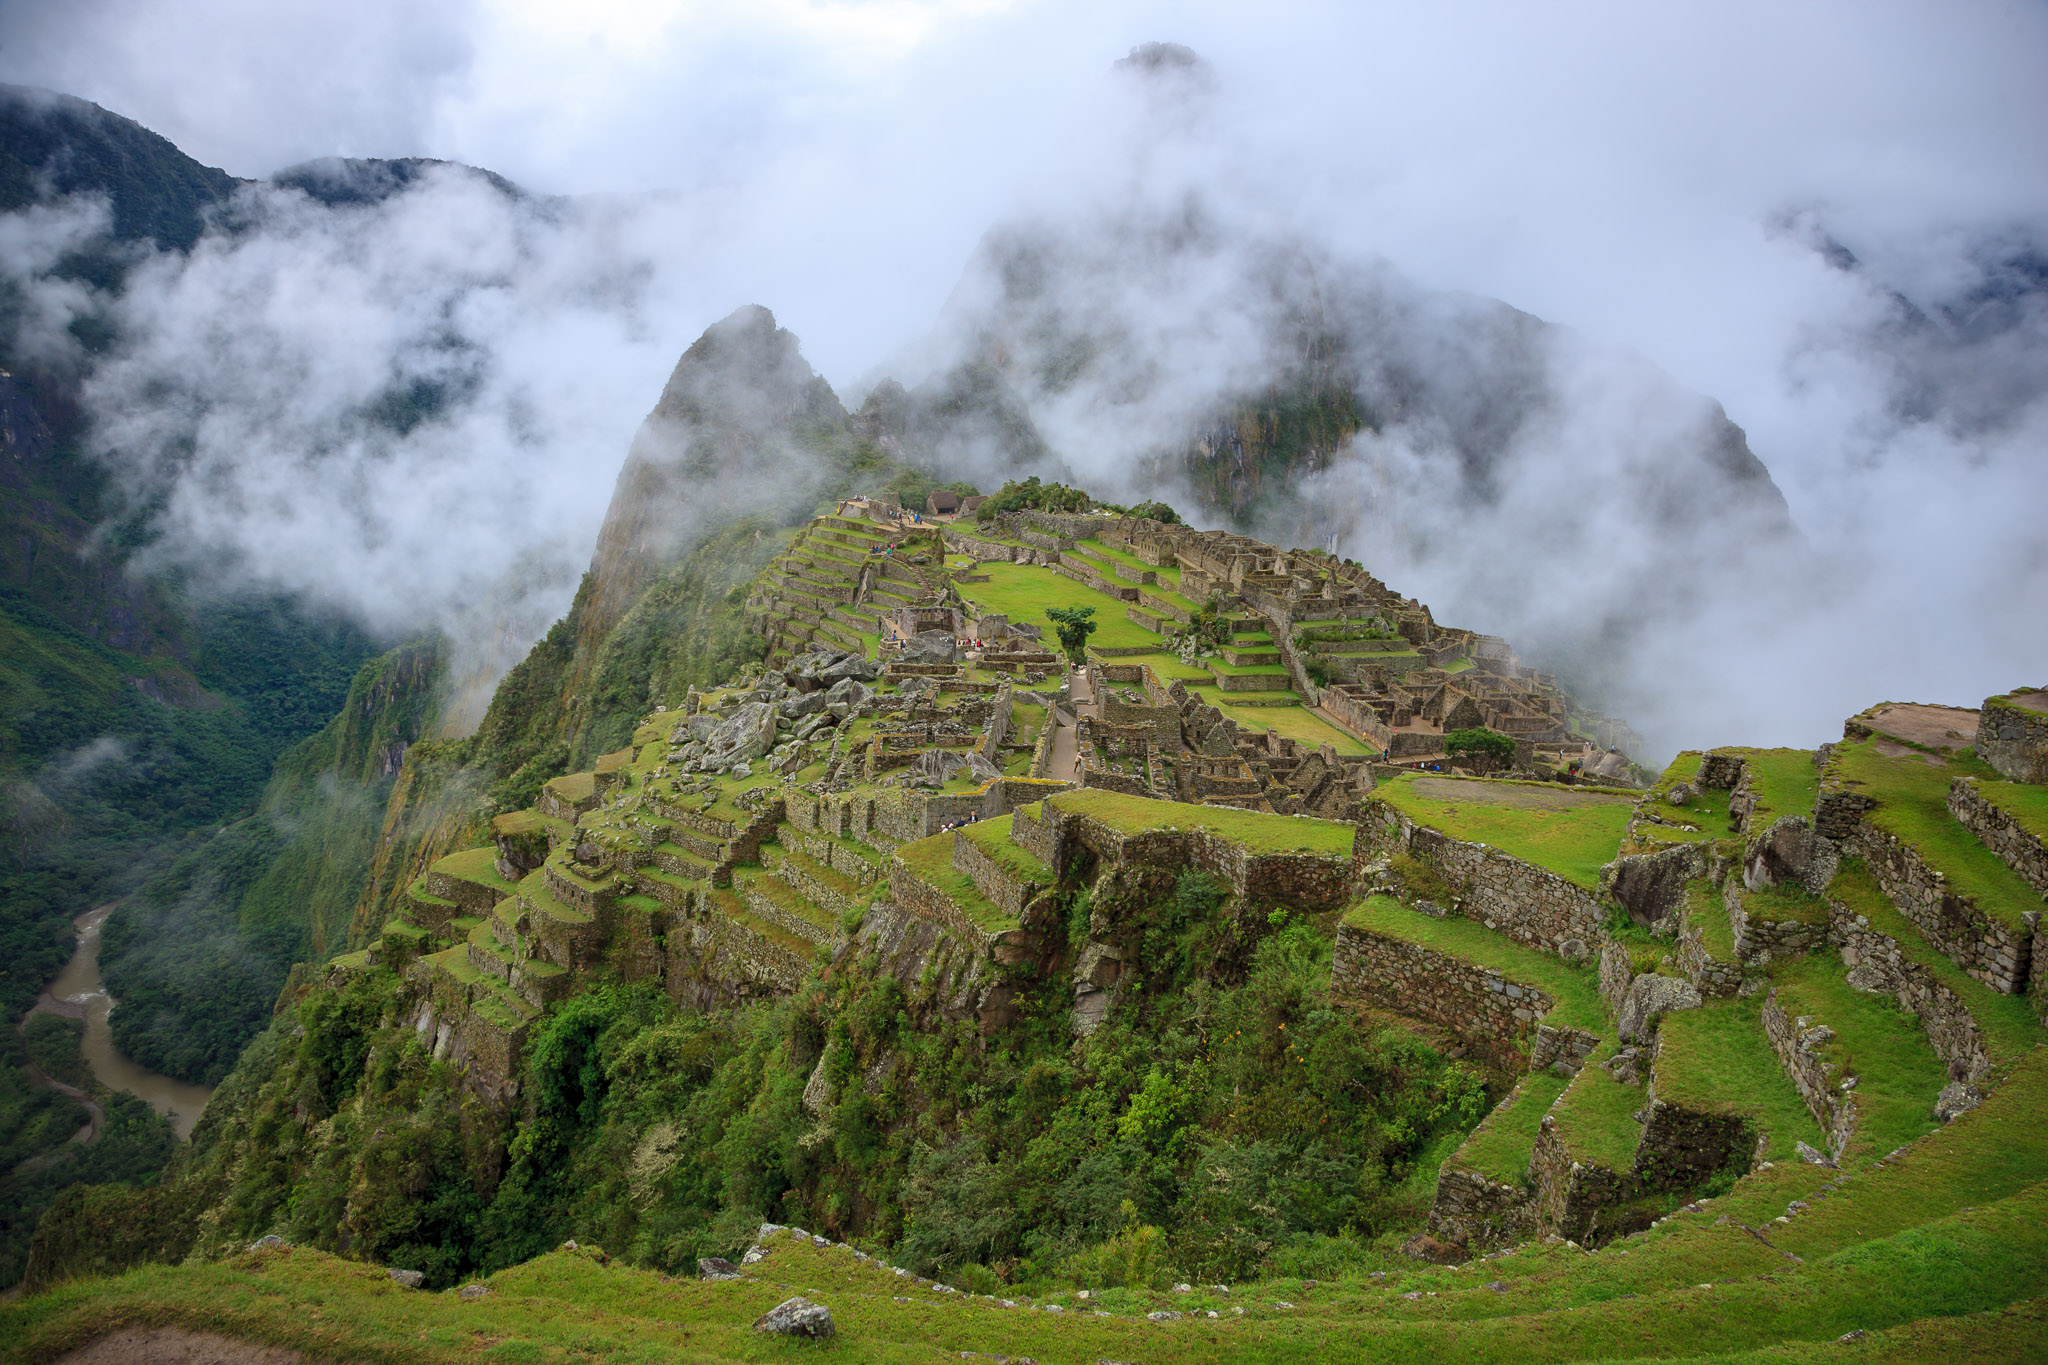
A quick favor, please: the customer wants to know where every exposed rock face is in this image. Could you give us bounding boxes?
[754,1296,835,1339]
[580,305,853,661]
[1743,816,1838,895]
[1604,843,1708,929]
[1616,973,1701,1044]
[899,630,960,665]
[698,1257,742,1280]
[697,702,778,771]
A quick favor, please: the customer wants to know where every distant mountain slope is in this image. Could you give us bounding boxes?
[0,84,239,251]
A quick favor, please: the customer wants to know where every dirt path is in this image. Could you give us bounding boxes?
[57,1327,311,1364]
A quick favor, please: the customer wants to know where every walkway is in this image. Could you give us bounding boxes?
[1048,664,1097,783]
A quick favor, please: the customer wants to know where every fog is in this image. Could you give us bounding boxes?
[2,0,2043,756]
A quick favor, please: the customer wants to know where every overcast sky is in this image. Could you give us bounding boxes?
[4,0,2044,747]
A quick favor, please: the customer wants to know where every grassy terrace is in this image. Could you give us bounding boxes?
[1631,752,1736,847]
[1342,896,1604,1033]
[1204,694,1378,756]
[1687,877,1736,962]
[1451,1069,1571,1184]
[703,886,817,960]
[545,771,596,804]
[1654,995,1825,1161]
[1834,737,2047,933]
[1977,776,2048,846]
[1076,536,1182,587]
[1768,954,1946,1159]
[1047,788,1359,857]
[1827,858,2042,1069]
[1372,773,1634,890]
[893,832,1016,933]
[955,561,1167,650]
[1736,878,1830,927]
[1546,1041,1645,1172]
[958,813,1053,885]
[1730,747,1821,826]
[430,845,520,899]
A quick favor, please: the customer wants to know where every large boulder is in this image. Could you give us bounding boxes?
[819,654,882,683]
[698,701,778,770]
[1601,843,1708,930]
[899,630,958,665]
[754,1296,835,1340]
[826,677,873,709]
[779,690,829,719]
[1743,816,1838,895]
[1616,973,1701,1044]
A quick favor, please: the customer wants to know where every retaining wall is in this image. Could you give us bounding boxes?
[1950,777,2048,896]
[1360,800,1605,960]
[1760,989,1857,1160]
[1331,920,1563,1072]
[1828,895,1994,1083]
[1977,694,2048,784]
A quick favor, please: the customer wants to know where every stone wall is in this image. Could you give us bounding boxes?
[1725,878,1828,964]
[1056,805,1355,913]
[1330,920,1563,1071]
[952,829,1051,923]
[1529,1119,1632,1245]
[1760,989,1857,1160]
[1632,1093,1755,1194]
[1012,800,1064,870]
[1360,800,1604,961]
[1950,777,2048,896]
[887,857,1008,954]
[1977,693,2048,784]
[1828,895,1994,1084]
[1675,896,1743,998]
[1698,753,1746,791]
[1852,822,2034,994]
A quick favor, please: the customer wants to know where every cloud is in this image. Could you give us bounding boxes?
[2,0,2044,754]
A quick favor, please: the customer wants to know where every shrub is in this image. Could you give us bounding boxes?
[1444,728,1515,764]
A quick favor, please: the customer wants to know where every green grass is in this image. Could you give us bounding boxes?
[1450,1069,1571,1184]
[1767,954,1946,1160]
[1547,1042,1646,1172]
[18,1063,2048,1364]
[1090,650,1215,683]
[1734,879,1829,928]
[1653,996,1826,1161]
[1373,773,1633,890]
[1687,878,1735,963]
[1975,777,2048,848]
[733,866,837,936]
[954,560,1167,650]
[1076,537,1182,587]
[1210,699,1376,756]
[1049,788,1358,857]
[1826,859,2042,1069]
[1342,896,1604,1032]
[1729,747,1821,827]
[1008,701,1047,745]
[428,845,520,899]
[1631,752,1736,848]
[1834,738,2046,933]
[959,814,1053,885]
[893,833,1017,933]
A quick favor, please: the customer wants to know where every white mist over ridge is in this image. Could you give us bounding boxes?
[1,2,2043,752]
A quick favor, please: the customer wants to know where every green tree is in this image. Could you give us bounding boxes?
[1444,727,1515,767]
[1045,606,1098,665]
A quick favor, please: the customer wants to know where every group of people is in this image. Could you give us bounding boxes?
[938,814,981,833]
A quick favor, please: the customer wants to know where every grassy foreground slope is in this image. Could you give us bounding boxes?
[14,1045,2048,1360]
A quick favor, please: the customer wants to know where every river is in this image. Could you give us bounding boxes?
[31,905,214,1141]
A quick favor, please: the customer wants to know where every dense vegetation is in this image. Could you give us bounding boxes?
[33,870,1482,1294]
[976,476,1093,520]
[96,639,440,1085]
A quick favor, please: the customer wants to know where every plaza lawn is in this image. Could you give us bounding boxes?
[954,560,1169,650]
[1373,772,1634,890]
